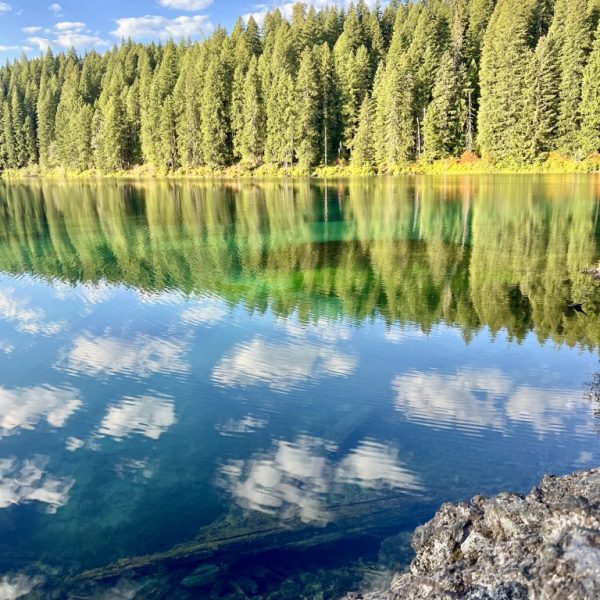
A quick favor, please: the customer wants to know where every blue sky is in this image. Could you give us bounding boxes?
[0,1,367,60]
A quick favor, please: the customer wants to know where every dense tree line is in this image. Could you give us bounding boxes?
[0,0,599,173]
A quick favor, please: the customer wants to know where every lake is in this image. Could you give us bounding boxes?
[0,175,598,598]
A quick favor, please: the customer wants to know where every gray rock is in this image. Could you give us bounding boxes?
[345,468,600,599]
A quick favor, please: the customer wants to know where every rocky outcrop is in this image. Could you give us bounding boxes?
[346,468,600,599]
[582,266,600,280]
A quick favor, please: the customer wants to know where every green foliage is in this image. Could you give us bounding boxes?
[578,24,600,156]
[423,51,467,160]
[0,0,598,174]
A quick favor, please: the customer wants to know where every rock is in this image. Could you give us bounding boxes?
[180,563,221,588]
[582,267,600,280]
[344,468,600,599]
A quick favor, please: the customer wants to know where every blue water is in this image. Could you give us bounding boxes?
[0,176,598,598]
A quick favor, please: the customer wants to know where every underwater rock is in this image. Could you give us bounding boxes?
[344,468,600,599]
[180,563,221,588]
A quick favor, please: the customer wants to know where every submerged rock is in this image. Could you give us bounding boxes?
[345,468,600,599]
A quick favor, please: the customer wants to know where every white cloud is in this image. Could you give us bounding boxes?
[0,385,82,436]
[27,37,51,51]
[49,3,62,13]
[0,575,43,600]
[336,441,422,491]
[22,26,43,33]
[65,437,85,452]
[220,435,421,525]
[54,21,86,31]
[244,0,378,25]
[0,341,13,354]
[181,298,228,326]
[216,415,267,436]
[53,32,109,48]
[99,395,176,440]
[0,45,22,52]
[212,337,356,392]
[220,436,333,524]
[61,333,189,378]
[0,456,73,513]
[0,3,11,14]
[158,0,213,9]
[112,15,213,41]
[0,289,65,336]
[392,369,587,436]
[26,20,109,50]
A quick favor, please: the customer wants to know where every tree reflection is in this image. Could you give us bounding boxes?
[0,175,598,348]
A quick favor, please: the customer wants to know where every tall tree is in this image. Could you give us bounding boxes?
[295,48,320,171]
[578,24,600,157]
[478,0,538,163]
[239,56,265,168]
[423,51,467,160]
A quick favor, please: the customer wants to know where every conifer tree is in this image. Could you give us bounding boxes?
[351,96,376,170]
[265,69,296,167]
[295,48,320,171]
[423,51,467,160]
[555,0,591,154]
[375,56,415,167]
[478,0,538,163]
[518,35,560,162]
[578,24,600,157]
[240,56,265,167]
[201,55,230,168]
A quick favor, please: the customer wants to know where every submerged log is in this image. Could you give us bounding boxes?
[72,491,435,583]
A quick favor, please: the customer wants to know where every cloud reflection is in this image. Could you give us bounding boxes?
[0,575,43,599]
[0,289,65,336]
[393,369,587,435]
[220,436,421,525]
[212,337,356,392]
[336,440,422,491]
[216,415,267,436]
[0,456,73,513]
[0,385,82,436]
[182,297,229,326]
[98,395,176,440]
[62,334,189,378]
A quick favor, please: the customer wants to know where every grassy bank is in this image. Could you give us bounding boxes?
[2,153,600,180]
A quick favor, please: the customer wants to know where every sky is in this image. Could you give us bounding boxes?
[0,1,374,60]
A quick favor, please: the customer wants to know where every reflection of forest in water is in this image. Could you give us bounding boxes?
[0,175,599,348]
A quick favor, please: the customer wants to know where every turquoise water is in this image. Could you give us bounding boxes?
[0,176,598,598]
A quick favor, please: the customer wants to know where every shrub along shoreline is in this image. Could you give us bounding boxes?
[3,153,600,180]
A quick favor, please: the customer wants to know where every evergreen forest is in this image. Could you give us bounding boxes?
[0,0,599,174]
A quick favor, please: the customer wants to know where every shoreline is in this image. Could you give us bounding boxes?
[345,467,600,600]
[2,155,600,181]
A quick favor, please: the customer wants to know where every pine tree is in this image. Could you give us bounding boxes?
[95,93,128,172]
[159,95,178,170]
[316,43,339,166]
[240,56,265,168]
[174,45,204,169]
[578,24,600,157]
[518,35,560,162]
[201,55,230,168]
[351,96,376,170]
[295,48,320,171]
[555,0,591,154]
[478,0,538,163]
[265,69,296,167]
[375,56,415,168]
[423,51,467,160]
